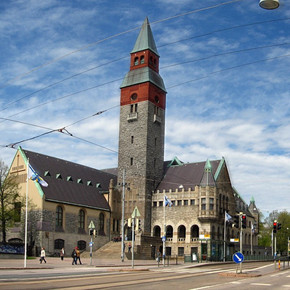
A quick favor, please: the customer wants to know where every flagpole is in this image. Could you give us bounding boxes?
[24,159,29,268]
[223,211,226,262]
[163,194,166,267]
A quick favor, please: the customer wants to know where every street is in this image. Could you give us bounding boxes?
[0,259,288,289]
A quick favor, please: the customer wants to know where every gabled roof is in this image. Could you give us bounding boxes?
[131,17,159,56]
[20,148,115,211]
[157,159,221,192]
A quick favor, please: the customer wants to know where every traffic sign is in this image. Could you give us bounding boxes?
[233,252,244,263]
[162,236,166,242]
[89,242,94,247]
[131,206,141,218]
[88,220,95,229]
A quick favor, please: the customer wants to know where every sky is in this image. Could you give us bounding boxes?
[0,0,289,217]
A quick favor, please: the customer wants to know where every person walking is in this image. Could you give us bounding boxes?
[76,247,82,265]
[60,248,65,261]
[40,247,46,264]
[71,248,77,265]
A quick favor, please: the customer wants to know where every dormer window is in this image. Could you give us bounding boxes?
[67,176,73,182]
[56,173,62,179]
[44,171,51,177]
[77,178,83,184]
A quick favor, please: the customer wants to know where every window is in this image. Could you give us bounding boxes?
[201,198,206,210]
[154,105,159,115]
[79,209,85,229]
[184,200,188,206]
[178,225,186,239]
[159,201,163,207]
[178,247,184,256]
[190,199,195,205]
[177,200,182,206]
[14,202,21,222]
[131,93,137,101]
[134,57,139,65]
[130,104,138,113]
[191,225,199,238]
[56,206,63,227]
[166,225,173,238]
[130,158,133,166]
[77,240,86,251]
[99,213,105,235]
[153,201,157,207]
[153,226,161,237]
[209,198,214,210]
[131,136,134,144]
[54,239,64,250]
[171,200,175,206]
[140,55,145,64]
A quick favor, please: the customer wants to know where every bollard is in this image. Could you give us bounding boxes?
[278,260,280,270]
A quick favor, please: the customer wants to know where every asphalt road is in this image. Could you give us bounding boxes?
[0,260,287,289]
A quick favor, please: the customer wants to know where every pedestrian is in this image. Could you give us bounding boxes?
[40,247,46,264]
[128,242,132,253]
[76,247,82,265]
[71,247,77,265]
[156,251,161,264]
[60,248,65,261]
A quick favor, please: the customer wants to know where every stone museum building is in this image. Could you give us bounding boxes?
[6,18,260,260]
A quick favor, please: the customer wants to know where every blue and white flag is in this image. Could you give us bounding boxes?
[28,164,48,187]
[225,211,232,222]
[164,195,172,207]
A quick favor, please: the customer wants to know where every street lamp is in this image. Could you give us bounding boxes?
[259,0,280,9]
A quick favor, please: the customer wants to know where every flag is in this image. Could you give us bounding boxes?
[28,164,48,187]
[164,195,172,207]
[225,211,232,222]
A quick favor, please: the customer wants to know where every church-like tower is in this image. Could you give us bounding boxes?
[118,18,166,234]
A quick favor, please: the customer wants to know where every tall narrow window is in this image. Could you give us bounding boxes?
[130,158,133,166]
[134,57,139,65]
[56,206,63,227]
[79,209,85,229]
[201,198,206,210]
[140,55,145,64]
[209,198,214,210]
[131,136,134,144]
[99,213,105,235]
[14,202,21,222]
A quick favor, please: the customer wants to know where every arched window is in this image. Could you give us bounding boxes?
[77,240,86,251]
[166,225,173,238]
[191,225,199,238]
[153,225,161,237]
[79,209,85,229]
[99,212,105,235]
[56,206,63,227]
[134,57,139,65]
[140,55,145,64]
[178,225,186,239]
[54,239,64,250]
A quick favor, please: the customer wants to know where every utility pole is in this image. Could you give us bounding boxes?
[239,212,243,273]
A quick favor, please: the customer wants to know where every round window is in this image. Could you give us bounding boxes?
[131,93,137,101]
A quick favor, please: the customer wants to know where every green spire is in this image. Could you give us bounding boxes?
[204,159,212,172]
[131,17,159,56]
[250,196,255,203]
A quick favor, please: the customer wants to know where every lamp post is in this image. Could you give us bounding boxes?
[259,0,280,9]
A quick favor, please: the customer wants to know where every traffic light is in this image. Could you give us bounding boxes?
[135,218,142,231]
[233,215,239,228]
[242,214,247,229]
[89,228,94,236]
[273,221,277,233]
[277,223,282,230]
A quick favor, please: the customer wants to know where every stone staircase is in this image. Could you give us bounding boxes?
[82,241,126,260]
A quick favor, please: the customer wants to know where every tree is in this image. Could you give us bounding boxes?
[0,159,20,244]
[276,211,290,254]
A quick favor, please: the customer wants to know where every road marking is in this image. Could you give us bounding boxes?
[230,281,242,284]
[282,285,290,288]
[251,283,272,286]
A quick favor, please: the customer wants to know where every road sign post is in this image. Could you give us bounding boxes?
[88,220,95,266]
[131,206,140,269]
[233,252,244,274]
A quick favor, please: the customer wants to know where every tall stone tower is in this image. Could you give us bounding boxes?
[118,18,166,234]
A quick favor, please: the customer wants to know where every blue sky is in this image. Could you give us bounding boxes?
[0,0,289,217]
